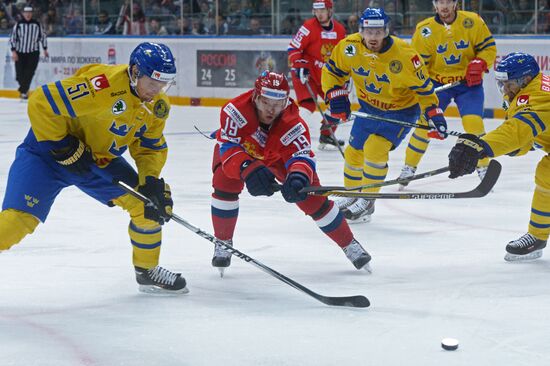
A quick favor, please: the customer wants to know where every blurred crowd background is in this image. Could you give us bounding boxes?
[0,0,548,36]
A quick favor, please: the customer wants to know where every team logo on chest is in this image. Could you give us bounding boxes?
[344,44,356,57]
[389,60,402,74]
[112,99,127,115]
[420,27,432,38]
[153,99,169,118]
[463,18,474,29]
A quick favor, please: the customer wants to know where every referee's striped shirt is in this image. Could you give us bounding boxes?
[9,19,47,54]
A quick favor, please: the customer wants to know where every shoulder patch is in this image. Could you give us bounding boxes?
[90,74,110,91]
[411,55,423,70]
[223,102,248,128]
[153,99,169,118]
[344,44,356,57]
[280,122,307,146]
[463,18,474,29]
[389,60,403,74]
[516,95,529,106]
[420,26,432,38]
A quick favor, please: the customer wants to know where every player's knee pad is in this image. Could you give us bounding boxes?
[462,115,486,136]
[363,134,392,163]
[0,209,39,250]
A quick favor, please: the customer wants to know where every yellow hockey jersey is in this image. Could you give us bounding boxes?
[322,34,438,112]
[412,10,497,84]
[482,74,550,157]
[28,64,171,184]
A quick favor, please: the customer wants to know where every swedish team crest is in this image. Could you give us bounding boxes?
[153,99,169,118]
[344,44,356,57]
[112,99,127,115]
[389,60,402,74]
[463,18,474,29]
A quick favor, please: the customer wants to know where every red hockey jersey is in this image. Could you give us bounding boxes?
[288,18,346,86]
[215,90,316,182]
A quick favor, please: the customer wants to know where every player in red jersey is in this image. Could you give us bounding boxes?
[209,71,371,276]
[288,0,347,150]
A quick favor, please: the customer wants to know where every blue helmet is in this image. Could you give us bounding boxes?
[495,52,539,81]
[359,8,390,35]
[129,42,176,82]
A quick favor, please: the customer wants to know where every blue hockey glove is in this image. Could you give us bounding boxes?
[281,172,310,203]
[240,160,276,197]
[51,135,94,175]
[138,176,173,225]
[325,87,350,124]
[425,106,448,140]
[448,134,487,179]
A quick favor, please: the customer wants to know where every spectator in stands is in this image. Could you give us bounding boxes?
[0,16,9,34]
[512,0,536,32]
[245,16,265,34]
[209,14,228,35]
[346,14,359,33]
[190,16,207,34]
[280,7,302,35]
[173,16,191,35]
[41,6,63,36]
[117,2,149,35]
[384,0,403,34]
[537,0,550,32]
[65,6,83,34]
[93,9,115,35]
[149,17,168,35]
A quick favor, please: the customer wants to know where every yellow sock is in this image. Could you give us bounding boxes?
[463,114,489,168]
[0,209,39,250]
[529,157,550,240]
[404,117,430,168]
[362,134,392,193]
[344,145,364,189]
[113,194,162,269]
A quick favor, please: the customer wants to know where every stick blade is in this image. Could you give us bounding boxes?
[318,295,370,308]
[473,159,502,197]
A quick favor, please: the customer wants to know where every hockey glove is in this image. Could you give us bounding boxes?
[51,135,94,175]
[325,87,350,124]
[240,160,276,197]
[425,106,448,140]
[138,176,173,225]
[281,172,310,203]
[292,59,310,84]
[448,134,488,179]
[465,58,488,87]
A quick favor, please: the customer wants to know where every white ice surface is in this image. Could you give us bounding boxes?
[1,98,549,366]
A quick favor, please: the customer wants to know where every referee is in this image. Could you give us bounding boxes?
[9,6,48,100]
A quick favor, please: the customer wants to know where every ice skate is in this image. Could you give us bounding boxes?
[334,197,357,211]
[397,165,416,191]
[504,233,547,262]
[343,239,372,272]
[135,266,188,294]
[212,239,233,277]
[342,198,375,223]
[318,134,345,150]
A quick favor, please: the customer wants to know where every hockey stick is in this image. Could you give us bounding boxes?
[114,180,370,308]
[193,125,215,140]
[311,159,501,199]
[351,111,463,137]
[434,79,465,93]
[303,79,345,158]
[301,166,450,194]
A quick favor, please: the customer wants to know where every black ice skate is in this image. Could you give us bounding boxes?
[318,134,345,150]
[212,239,233,277]
[135,266,188,294]
[504,233,547,262]
[343,239,372,272]
[342,198,375,223]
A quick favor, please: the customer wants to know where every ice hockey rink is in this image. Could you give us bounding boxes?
[1,97,549,366]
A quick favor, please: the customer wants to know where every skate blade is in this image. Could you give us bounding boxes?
[346,215,372,224]
[361,263,373,274]
[138,284,189,294]
[504,250,543,262]
[218,267,225,278]
[398,184,407,191]
[318,143,339,151]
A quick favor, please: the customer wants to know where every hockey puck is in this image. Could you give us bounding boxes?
[441,338,459,351]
